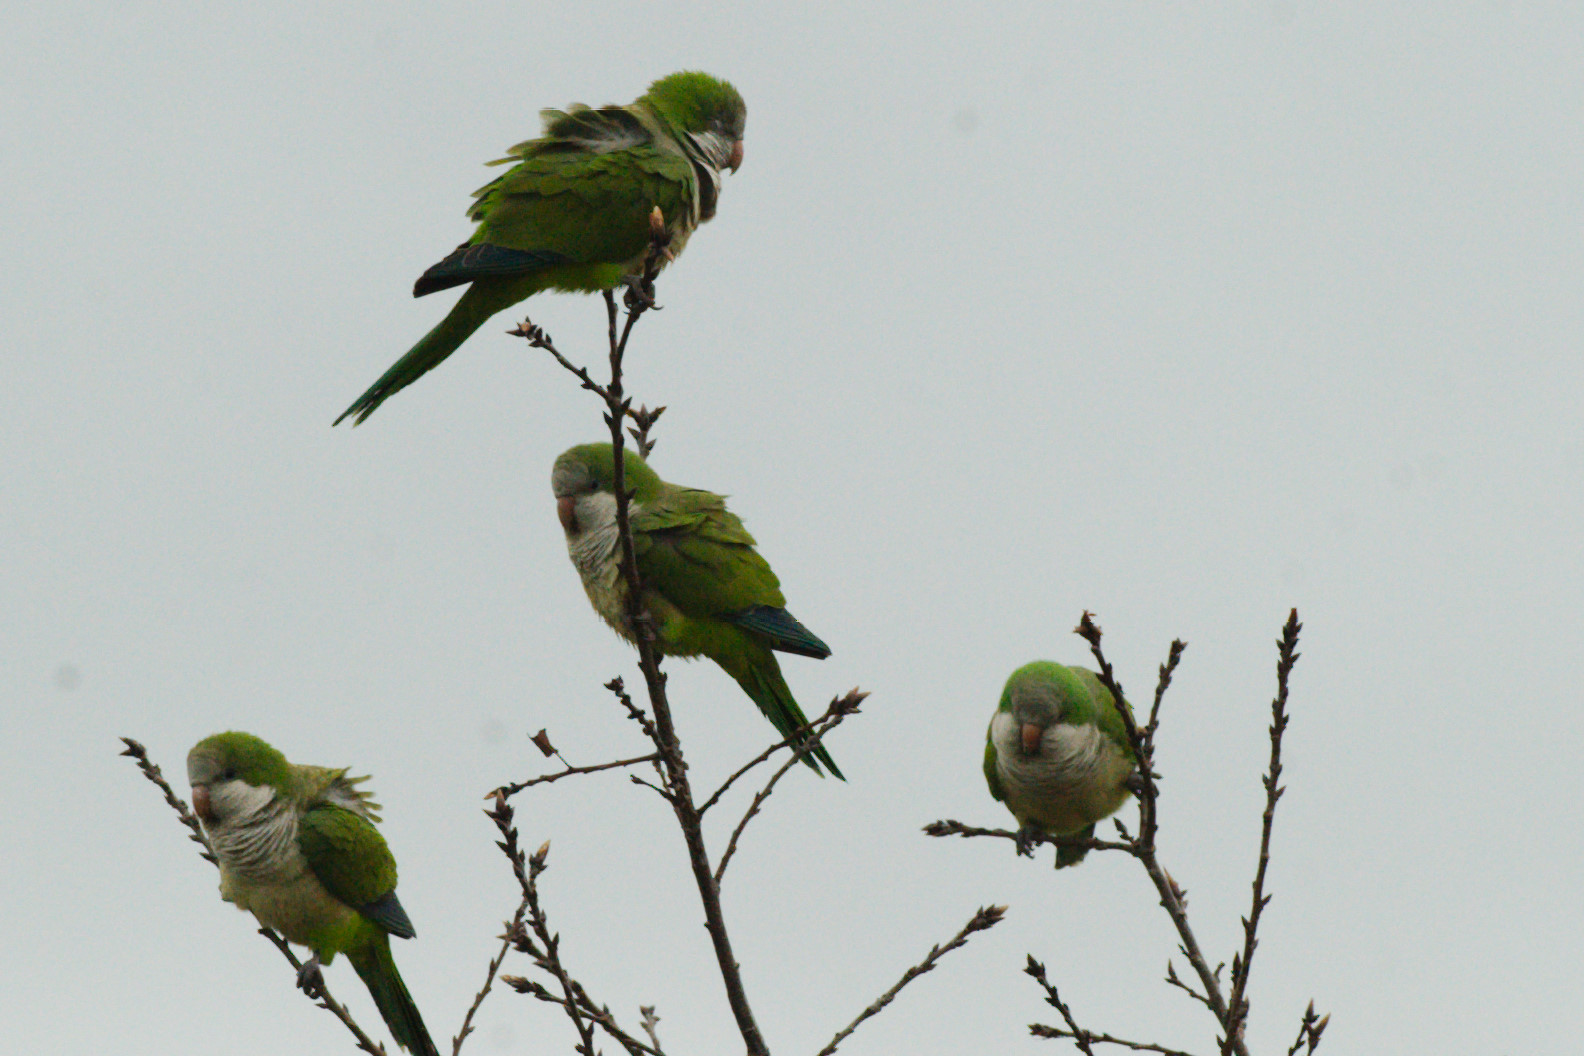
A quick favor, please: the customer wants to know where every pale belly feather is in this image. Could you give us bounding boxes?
[991,713,1133,833]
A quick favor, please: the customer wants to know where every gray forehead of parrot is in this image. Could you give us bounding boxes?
[1010,681,1066,725]
[551,458,594,498]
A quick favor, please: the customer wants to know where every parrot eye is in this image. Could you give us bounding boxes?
[221,768,237,781]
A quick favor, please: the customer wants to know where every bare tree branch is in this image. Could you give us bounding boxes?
[1028,955,1206,1055]
[588,225,771,1056]
[451,899,527,1056]
[1223,609,1303,1056]
[1068,621,1249,1056]
[120,736,216,864]
[485,795,596,1054]
[1285,1000,1329,1056]
[920,818,1134,858]
[511,320,611,401]
[1024,955,1099,1056]
[713,691,867,885]
[490,751,663,800]
[639,1005,666,1055]
[626,404,665,460]
[816,906,1006,1056]
[700,690,864,816]
[1164,960,1217,1014]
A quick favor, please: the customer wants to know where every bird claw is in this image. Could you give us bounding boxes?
[296,955,326,997]
[1014,824,1041,858]
[620,274,660,311]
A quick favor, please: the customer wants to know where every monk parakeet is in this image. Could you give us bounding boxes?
[552,443,841,778]
[187,732,438,1056]
[336,71,746,425]
[984,662,1138,867]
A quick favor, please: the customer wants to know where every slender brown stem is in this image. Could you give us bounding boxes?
[451,899,527,1056]
[1069,622,1249,1056]
[699,692,862,816]
[816,906,1006,1056]
[598,271,769,1055]
[920,818,1134,857]
[257,930,390,1055]
[490,752,663,800]
[1024,956,1099,1056]
[1285,1000,1329,1056]
[486,794,599,1054]
[1223,610,1302,1055]
[713,693,865,884]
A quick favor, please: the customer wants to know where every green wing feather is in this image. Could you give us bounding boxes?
[631,484,840,777]
[633,487,787,618]
[297,804,401,920]
[299,801,435,1055]
[984,723,1005,803]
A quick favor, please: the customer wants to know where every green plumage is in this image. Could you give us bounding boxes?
[336,71,746,425]
[552,444,842,777]
[187,732,437,1056]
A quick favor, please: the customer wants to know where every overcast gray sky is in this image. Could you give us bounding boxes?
[4,2,1581,1053]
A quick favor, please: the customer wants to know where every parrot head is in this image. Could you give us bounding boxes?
[644,71,746,173]
[999,663,1096,757]
[551,443,662,537]
[187,731,293,826]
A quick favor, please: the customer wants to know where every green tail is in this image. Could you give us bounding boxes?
[731,650,844,779]
[349,935,438,1056]
[1055,823,1096,869]
[335,280,527,426]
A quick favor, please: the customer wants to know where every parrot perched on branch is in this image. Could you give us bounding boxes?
[336,70,746,425]
[551,443,842,778]
[187,732,438,1056]
[984,662,1138,867]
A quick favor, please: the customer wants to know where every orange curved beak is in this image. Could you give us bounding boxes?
[192,784,212,823]
[1021,722,1044,754]
[728,140,744,173]
[557,495,577,534]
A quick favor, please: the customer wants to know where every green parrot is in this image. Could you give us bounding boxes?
[551,443,841,778]
[187,732,438,1056]
[984,662,1138,867]
[335,71,746,426]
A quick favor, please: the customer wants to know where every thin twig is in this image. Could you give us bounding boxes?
[256,929,390,1055]
[120,737,216,863]
[451,898,528,1056]
[122,737,388,1054]
[1164,960,1217,1013]
[1223,609,1302,1056]
[700,691,864,816]
[639,1006,666,1055]
[626,404,665,460]
[1028,955,1206,1056]
[713,691,866,884]
[486,797,658,1056]
[1068,622,1248,1056]
[485,794,597,1055]
[1285,1001,1329,1056]
[1141,640,1187,847]
[1029,1024,1201,1056]
[491,752,663,800]
[590,223,770,1055]
[816,905,1006,1056]
[511,320,611,400]
[920,819,1135,858]
[1024,955,1099,1056]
